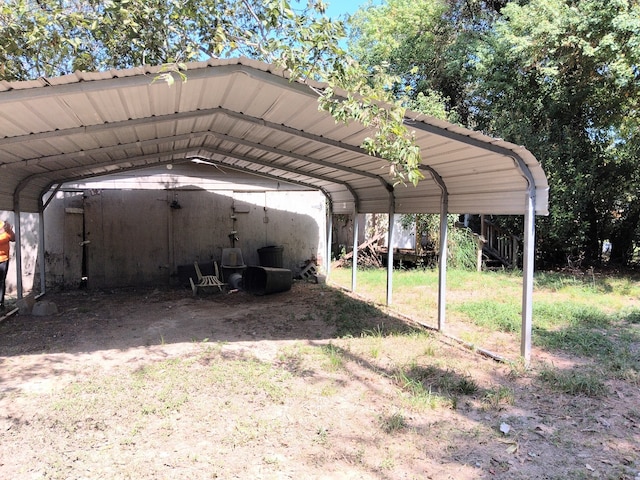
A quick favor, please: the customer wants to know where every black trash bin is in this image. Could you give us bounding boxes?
[257,245,284,268]
[243,266,292,295]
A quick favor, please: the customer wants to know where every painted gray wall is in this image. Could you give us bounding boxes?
[41,188,325,290]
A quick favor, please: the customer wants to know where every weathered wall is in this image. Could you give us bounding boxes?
[0,210,38,297]
[41,188,325,290]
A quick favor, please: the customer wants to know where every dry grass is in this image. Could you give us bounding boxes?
[0,273,639,479]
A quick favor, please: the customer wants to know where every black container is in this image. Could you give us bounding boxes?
[243,266,292,295]
[257,245,284,268]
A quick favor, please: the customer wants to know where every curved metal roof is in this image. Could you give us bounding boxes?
[0,58,548,215]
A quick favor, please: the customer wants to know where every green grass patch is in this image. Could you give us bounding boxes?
[393,362,478,409]
[329,267,639,386]
[320,343,344,371]
[455,300,521,332]
[538,365,608,397]
[482,385,515,410]
[378,411,408,434]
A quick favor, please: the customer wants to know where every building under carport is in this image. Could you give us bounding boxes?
[0,58,549,361]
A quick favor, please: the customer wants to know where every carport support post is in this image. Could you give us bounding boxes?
[351,210,359,292]
[437,203,448,331]
[13,206,23,299]
[326,203,333,278]
[38,209,46,294]
[521,191,536,363]
[386,203,395,306]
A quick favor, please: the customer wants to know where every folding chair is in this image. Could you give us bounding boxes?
[189,261,226,295]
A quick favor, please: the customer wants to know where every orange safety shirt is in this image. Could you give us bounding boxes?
[0,221,15,263]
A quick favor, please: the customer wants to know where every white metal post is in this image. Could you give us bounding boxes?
[38,210,46,294]
[13,207,23,299]
[521,191,536,363]
[386,204,395,306]
[437,205,448,331]
[351,211,359,292]
[326,203,333,279]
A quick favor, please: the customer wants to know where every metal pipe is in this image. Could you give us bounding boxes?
[386,201,395,306]
[438,198,448,331]
[521,189,536,363]
[326,200,333,278]
[38,209,46,295]
[351,210,359,292]
[13,204,23,299]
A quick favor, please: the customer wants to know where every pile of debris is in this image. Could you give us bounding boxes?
[331,233,385,269]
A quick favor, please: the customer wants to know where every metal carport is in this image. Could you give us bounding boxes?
[0,58,548,361]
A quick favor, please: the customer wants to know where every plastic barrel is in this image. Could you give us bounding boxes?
[243,266,292,295]
[257,246,284,268]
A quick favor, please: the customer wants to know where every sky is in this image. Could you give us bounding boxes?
[324,0,372,19]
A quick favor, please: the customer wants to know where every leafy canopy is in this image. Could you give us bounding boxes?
[0,0,424,186]
[472,0,640,265]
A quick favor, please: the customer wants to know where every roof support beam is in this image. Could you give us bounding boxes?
[197,146,361,209]
[206,130,394,192]
[15,143,348,202]
[5,129,388,212]
[15,145,358,222]
[14,147,202,198]
[0,105,373,159]
[184,157,334,200]
[35,154,335,208]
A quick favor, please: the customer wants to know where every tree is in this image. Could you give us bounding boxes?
[0,0,425,186]
[348,0,640,267]
[471,0,640,266]
[348,0,512,124]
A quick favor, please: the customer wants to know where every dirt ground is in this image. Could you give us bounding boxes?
[0,281,639,479]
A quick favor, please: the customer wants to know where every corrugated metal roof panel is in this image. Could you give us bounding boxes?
[0,58,548,216]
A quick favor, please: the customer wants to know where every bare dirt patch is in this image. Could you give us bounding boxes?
[1,281,639,479]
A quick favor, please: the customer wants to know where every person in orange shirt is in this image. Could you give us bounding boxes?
[0,219,16,311]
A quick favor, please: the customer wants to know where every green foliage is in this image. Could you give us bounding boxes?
[482,385,515,410]
[348,0,640,267]
[347,0,483,124]
[470,0,640,266]
[321,290,393,337]
[400,214,478,270]
[0,0,426,186]
[320,343,344,371]
[318,63,425,185]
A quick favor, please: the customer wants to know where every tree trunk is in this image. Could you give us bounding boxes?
[583,200,602,266]
[609,204,640,266]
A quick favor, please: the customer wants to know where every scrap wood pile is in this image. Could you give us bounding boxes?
[332,233,385,268]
